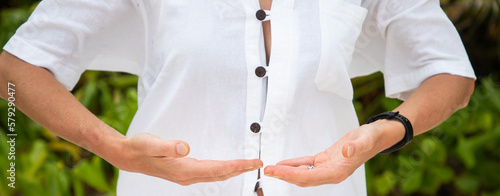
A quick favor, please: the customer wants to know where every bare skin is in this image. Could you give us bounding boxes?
[0,0,475,187]
[260,0,272,64]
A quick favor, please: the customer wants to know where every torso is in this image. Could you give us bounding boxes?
[120,1,368,194]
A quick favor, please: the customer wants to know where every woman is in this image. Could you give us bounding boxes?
[0,0,475,195]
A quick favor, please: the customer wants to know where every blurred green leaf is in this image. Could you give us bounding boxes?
[420,137,447,164]
[72,178,84,196]
[48,140,81,162]
[26,140,48,177]
[428,164,455,183]
[373,171,396,195]
[400,170,423,194]
[419,169,442,194]
[109,74,138,88]
[381,98,402,111]
[457,127,500,169]
[78,80,98,108]
[72,155,112,192]
[482,78,500,112]
[455,174,480,194]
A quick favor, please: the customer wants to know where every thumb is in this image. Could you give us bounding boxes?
[342,132,375,158]
[131,133,190,158]
[342,143,355,158]
[164,140,190,158]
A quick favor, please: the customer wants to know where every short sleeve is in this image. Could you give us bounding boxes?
[2,0,145,90]
[351,0,476,100]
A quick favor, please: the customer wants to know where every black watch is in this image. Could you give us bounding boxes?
[366,111,413,154]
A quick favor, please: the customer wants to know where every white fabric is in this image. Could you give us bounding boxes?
[3,0,475,195]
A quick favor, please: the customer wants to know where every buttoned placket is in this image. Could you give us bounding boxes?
[240,2,270,195]
[241,1,295,195]
[254,8,270,196]
[259,2,295,195]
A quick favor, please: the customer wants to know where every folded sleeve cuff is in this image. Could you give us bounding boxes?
[3,35,83,90]
[384,60,476,100]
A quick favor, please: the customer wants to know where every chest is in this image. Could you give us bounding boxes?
[136,0,367,100]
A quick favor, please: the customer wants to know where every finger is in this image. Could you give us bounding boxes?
[265,165,347,185]
[264,165,305,178]
[275,156,315,166]
[178,158,263,178]
[173,167,260,186]
[265,165,333,187]
[264,164,309,176]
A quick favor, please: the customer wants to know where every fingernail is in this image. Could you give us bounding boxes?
[176,143,188,156]
[347,145,354,158]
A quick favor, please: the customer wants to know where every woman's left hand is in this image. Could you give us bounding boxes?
[264,122,399,187]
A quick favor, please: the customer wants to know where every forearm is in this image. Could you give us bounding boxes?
[0,51,125,159]
[371,74,475,152]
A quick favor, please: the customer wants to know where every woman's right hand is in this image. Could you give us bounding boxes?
[110,133,263,186]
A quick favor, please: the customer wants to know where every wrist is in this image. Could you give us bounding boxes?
[369,119,406,154]
[86,122,127,163]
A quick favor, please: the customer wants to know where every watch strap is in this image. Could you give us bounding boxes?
[366,111,413,154]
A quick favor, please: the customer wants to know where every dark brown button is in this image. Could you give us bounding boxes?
[255,66,266,77]
[250,123,261,133]
[256,9,266,21]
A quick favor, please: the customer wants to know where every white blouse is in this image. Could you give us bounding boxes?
[4,0,475,195]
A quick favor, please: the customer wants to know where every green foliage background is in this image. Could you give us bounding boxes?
[0,0,499,195]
